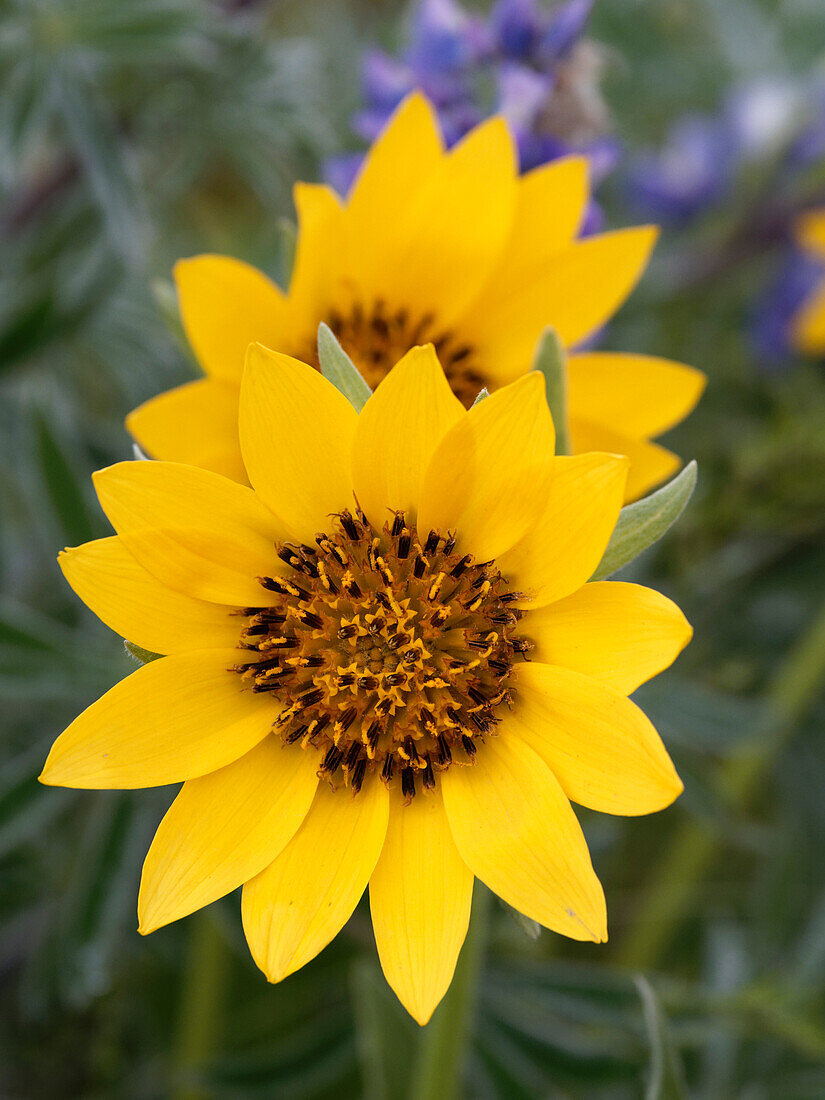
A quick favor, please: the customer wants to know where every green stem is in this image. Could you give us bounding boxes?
[409,884,491,1100]
[172,912,229,1100]
[618,597,825,970]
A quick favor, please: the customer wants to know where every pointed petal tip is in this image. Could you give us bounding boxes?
[385,88,442,145]
[37,765,56,787]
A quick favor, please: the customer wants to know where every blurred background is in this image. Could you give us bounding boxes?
[2,0,825,1096]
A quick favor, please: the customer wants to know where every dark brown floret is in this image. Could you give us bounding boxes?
[234,510,528,800]
[309,299,487,406]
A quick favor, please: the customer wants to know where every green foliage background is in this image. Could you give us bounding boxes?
[2,1,825,1096]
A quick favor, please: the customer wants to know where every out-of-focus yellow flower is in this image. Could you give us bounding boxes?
[128,93,704,501]
[792,208,825,354]
[43,346,690,1024]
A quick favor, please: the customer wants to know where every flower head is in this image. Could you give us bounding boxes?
[44,345,690,1024]
[790,208,825,356]
[129,94,704,501]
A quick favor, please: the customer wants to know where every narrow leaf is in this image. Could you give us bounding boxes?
[317,323,372,411]
[273,216,298,291]
[635,975,688,1100]
[150,277,192,358]
[532,327,570,456]
[51,66,145,267]
[502,900,541,941]
[124,640,163,664]
[592,461,697,580]
[34,412,96,546]
[351,959,418,1100]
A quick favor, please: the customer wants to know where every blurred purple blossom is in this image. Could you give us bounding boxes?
[626,117,733,224]
[751,251,825,367]
[626,79,802,226]
[326,0,612,197]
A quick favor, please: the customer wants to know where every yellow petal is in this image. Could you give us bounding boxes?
[344,92,444,286]
[497,453,628,608]
[569,417,680,502]
[511,156,590,258]
[351,344,465,528]
[441,730,606,941]
[354,117,517,328]
[466,226,659,378]
[791,279,825,355]
[286,182,345,335]
[174,255,286,382]
[510,663,684,815]
[369,792,473,1025]
[240,344,359,542]
[59,537,241,654]
[126,379,247,483]
[418,372,554,560]
[567,353,705,440]
[458,156,590,385]
[525,581,692,694]
[242,777,389,982]
[795,208,825,256]
[93,461,287,606]
[40,650,274,789]
[138,737,318,933]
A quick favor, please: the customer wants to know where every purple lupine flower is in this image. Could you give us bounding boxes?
[408,0,490,72]
[723,79,800,162]
[626,115,733,224]
[541,0,594,61]
[752,250,825,367]
[627,79,802,225]
[491,0,542,59]
[325,0,612,194]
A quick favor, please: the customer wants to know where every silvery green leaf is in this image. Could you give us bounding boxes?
[502,901,541,940]
[532,326,570,456]
[124,640,163,664]
[635,975,688,1099]
[149,277,193,359]
[273,216,297,290]
[592,461,697,580]
[51,65,145,267]
[317,322,372,411]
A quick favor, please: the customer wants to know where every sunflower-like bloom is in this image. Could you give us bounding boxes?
[128,93,703,502]
[43,345,691,1024]
[792,208,825,355]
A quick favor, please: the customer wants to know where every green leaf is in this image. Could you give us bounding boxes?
[0,746,74,860]
[50,65,145,267]
[532,327,570,456]
[634,976,687,1100]
[34,412,96,546]
[273,217,298,291]
[124,640,163,664]
[350,959,418,1100]
[501,901,541,941]
[592,461,697,580]
[149,277,193,359]
[317,323,372,412]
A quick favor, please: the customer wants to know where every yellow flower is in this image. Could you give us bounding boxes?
[128,93,704,502]
[42,345,690,1024]
[792,208,825,354]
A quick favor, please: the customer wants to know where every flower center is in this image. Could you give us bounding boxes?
[324,300,486,407]
[234,509,530,801]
